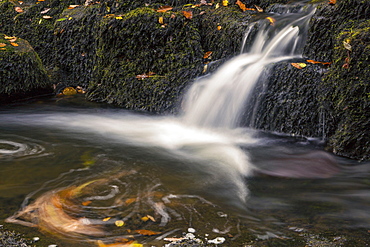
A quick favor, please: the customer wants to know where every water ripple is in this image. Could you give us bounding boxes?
[0,136,48,159]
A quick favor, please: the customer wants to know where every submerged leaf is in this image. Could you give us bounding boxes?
[135,229,161,236]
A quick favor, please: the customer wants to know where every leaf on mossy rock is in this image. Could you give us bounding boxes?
[182,11,193,19]
[306,60,331,65]
[0,43,6,48]
[328,0,336,5]
[157,5,173,13]
[62,87,77,95]
[10,42,19,47]
[14,7,24,13]
[291,63,306,69]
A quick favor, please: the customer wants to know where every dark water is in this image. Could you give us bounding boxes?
[0,96,369,247]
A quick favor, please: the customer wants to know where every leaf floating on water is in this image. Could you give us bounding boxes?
[182,11,193,19]
[157,5,173,13]
[254,5,264,12]
[81,200,92,206]
[291,63,306,69]
[141,215,155,222]
[266,17,275,25]
[62,87,77,95]
[343,41,352,51]
[115,220,125,227]
[135,229,161,236]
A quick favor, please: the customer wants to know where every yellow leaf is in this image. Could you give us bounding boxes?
[42,15,53,19]
[115,220,125,227]
[141,216,149,222]
[215,3,219,9]
[4,36,16,40]
[115,16,123,19]
[10,42,19,47]
[266,17,276,26]
[62,87,77,95]
[254,5,264,12]
[102,217,111,222]
[158,16,164,24]
[0,43,6,47]
[125,198,136,205]
[291,63,306,69]
[222,0,229,6]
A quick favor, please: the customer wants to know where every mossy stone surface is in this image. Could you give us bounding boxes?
[0,33,52,103]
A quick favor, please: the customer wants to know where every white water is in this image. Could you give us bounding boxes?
[182,5,315,128]
[1,4,316,204]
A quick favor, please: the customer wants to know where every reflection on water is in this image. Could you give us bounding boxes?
[0,99,369,246]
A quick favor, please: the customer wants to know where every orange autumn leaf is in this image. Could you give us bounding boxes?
[328,0,336,5]
[135,229,161,236]
[235,0,247,11]
[10,42,19,47]
[157,5,173,13]
[306,60,331,65]
[203,51,213,59]
[14,7,23,13]
[81,200,92,206]
[125,198,136,205]
[0,43,6,47]
[182,10,193,19]
[217,25,222,30]
[291,63,305,69]
[254,5,264,12]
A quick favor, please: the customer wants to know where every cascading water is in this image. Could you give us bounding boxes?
[3,3,361,246]
[182,4,315,129]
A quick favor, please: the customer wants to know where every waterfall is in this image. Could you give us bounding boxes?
[182,4,316,129]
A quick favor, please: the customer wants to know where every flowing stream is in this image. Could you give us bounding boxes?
[0,2,370,247]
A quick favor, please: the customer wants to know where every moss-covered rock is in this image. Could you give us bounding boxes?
[0,33,52,103]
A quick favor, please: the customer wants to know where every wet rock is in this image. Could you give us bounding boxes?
[0,33,52,104]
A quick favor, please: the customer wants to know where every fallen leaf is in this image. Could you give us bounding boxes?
[115,16,123,19]
[0,43,6,47]
[343,41,352,51]
[235,0,248,12]
[0,48,6,51]
[135,229,161,236]
[68,5,80,9]
[125,198,136,205]
[306,59,331,65]
[14,7,23,13]
[42,15,53,19]
[203,51,213,59]
[254,5,264,12]
[217,25,222,30]
[102,217,111,222]
[158,16,164,24]
[41,8,51,14]
[56,17,67,22]
[136,72,156,80]
[115,220,125,227]
[222,0,229,6]
[10,42,19,47]
[157,5,173,13]
[62,87,77,95]
[328,0,336,4]
[81,200,92,206]
[291,63,306,69]
[342,63,349,69]
[215,3,219,9]
[4,36,16,40]
[182,11,193,19]
[266,17,275,25]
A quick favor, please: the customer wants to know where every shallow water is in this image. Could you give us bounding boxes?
[0,96,369,246]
